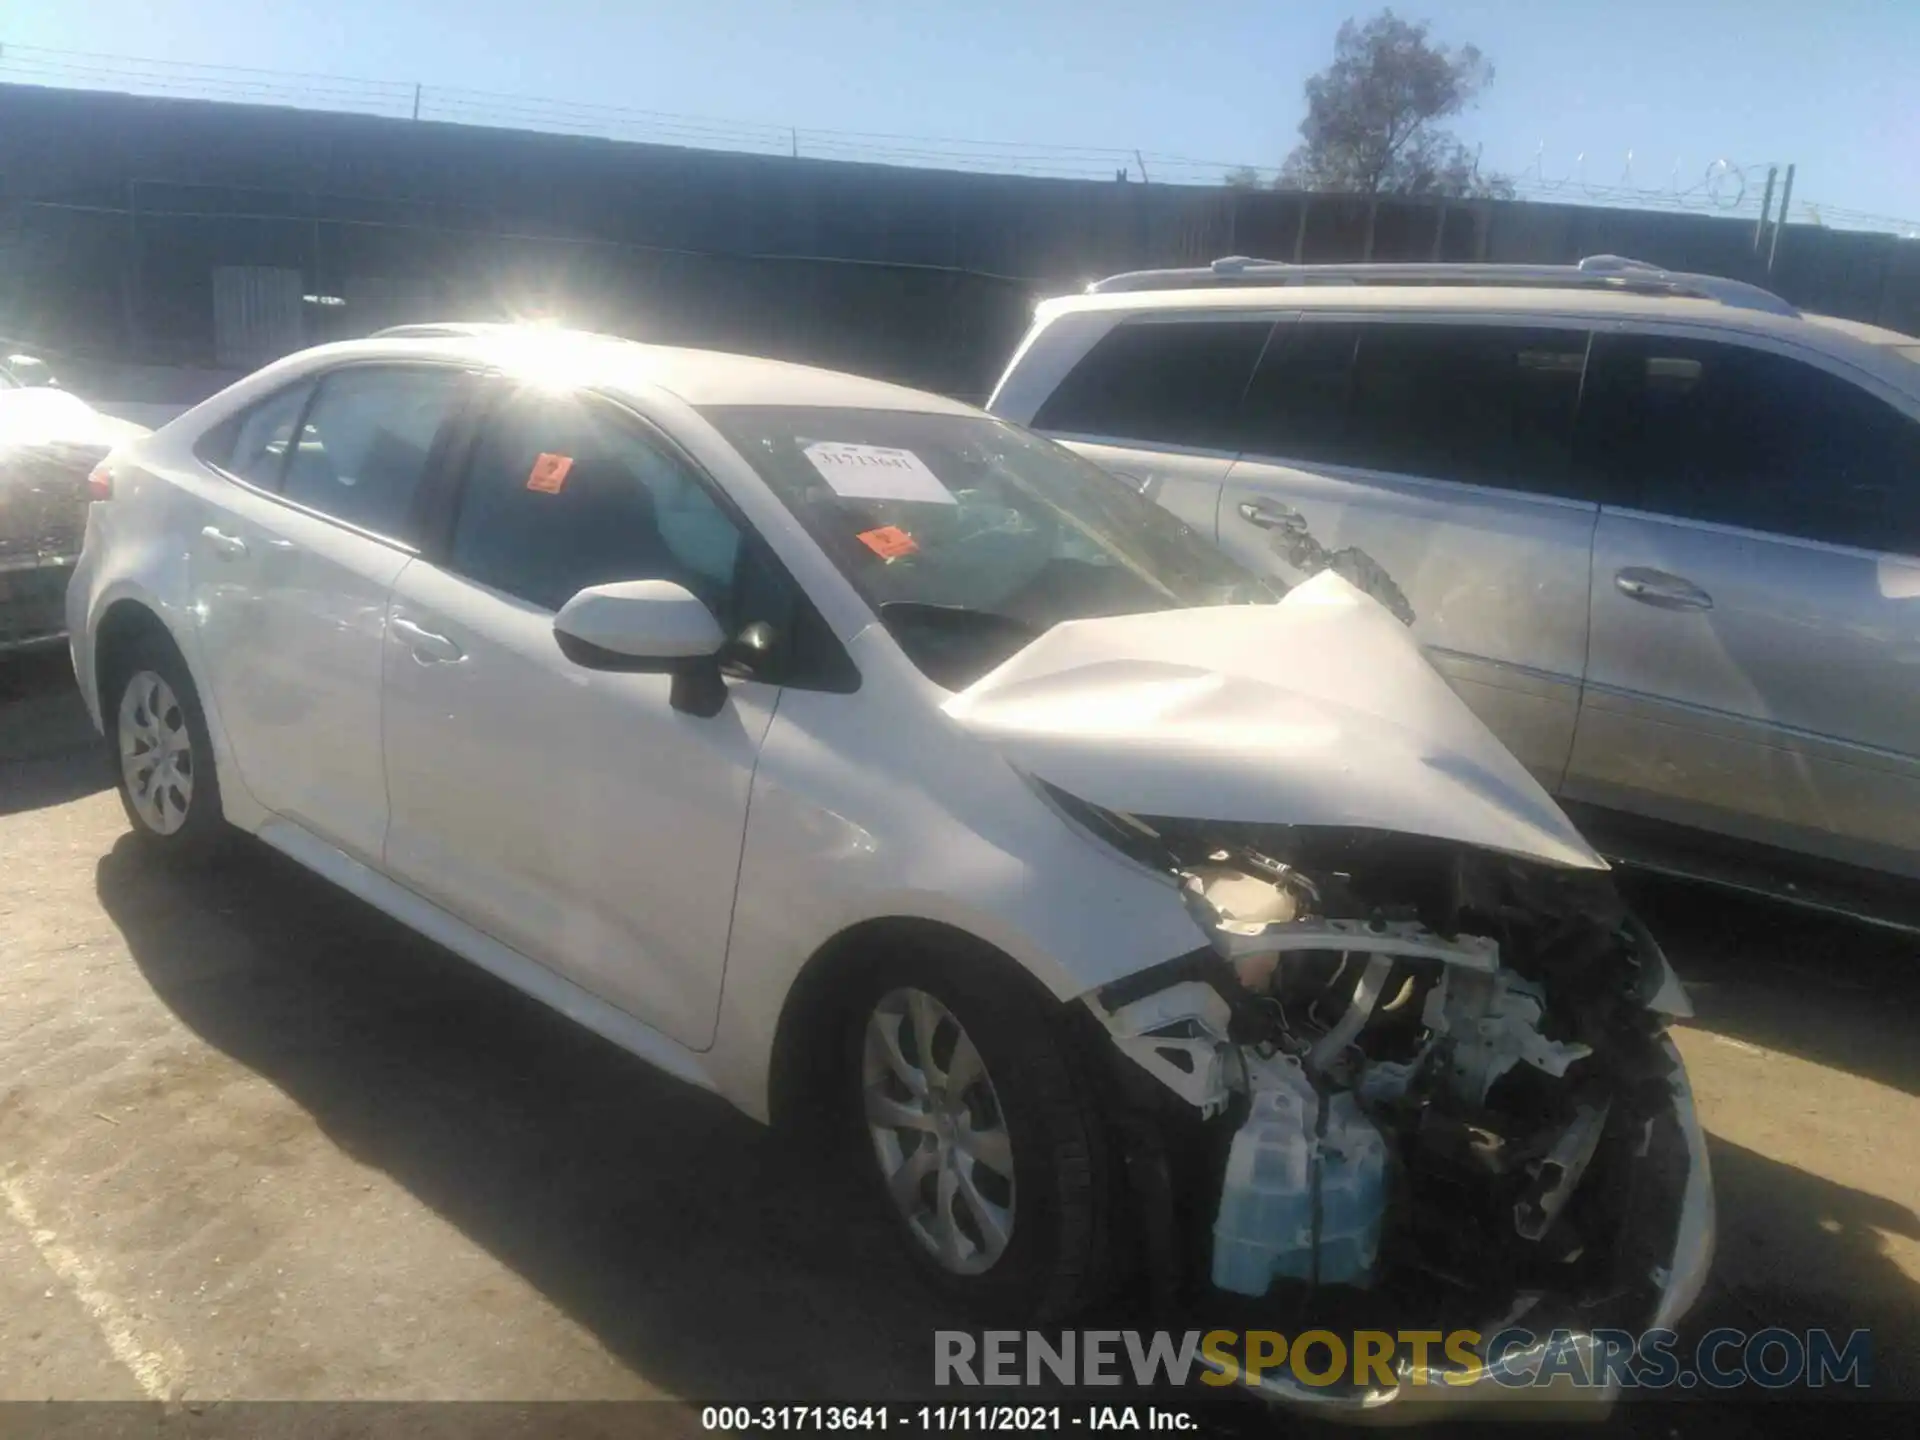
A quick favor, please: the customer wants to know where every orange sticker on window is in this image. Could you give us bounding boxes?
[856,524,919,559]
[527,452,574,493]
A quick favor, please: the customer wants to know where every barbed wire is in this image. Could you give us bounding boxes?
[2,42,1915,234]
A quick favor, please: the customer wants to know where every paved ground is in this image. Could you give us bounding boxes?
[2,648,1915,1433]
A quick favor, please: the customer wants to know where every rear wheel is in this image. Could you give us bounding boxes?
[108,638,229,861]
[843,946,1113,1321]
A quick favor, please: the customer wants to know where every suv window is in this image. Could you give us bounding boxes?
[1238,321,1360,463]
[1030,319,1272,450]
[1242,320,1591,498]
[281,366,466,540]
[449,388,749,618]
[1579,335,1920,554]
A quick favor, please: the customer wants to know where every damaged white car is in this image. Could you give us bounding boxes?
[68,330,1710,1414]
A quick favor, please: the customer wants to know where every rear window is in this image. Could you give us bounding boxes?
[1030,319,1272,451]
[278,366,466,541]
[196,381,313,489]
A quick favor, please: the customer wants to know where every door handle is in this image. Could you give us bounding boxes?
[1237,499,1310,534]
[390,616,465,664]
[1614,567,1714,611]
[200,526,249,560]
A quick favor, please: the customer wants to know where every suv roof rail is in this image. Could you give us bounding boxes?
[1085,253,1800,317]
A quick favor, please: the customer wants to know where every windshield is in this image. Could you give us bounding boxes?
[702,405,1279,687]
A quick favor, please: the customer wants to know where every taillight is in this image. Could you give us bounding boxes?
[87,463,113,500]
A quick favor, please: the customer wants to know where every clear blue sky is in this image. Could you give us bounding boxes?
[7,1,1918,228]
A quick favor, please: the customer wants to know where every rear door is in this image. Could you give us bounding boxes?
[1565,330,1920,876]
[1025,315,1276,541]
[188,363,471,861]
[1216,317,1598,787]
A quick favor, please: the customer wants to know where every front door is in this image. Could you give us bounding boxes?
[381,385,778,1049]
[1215,316,1599,787]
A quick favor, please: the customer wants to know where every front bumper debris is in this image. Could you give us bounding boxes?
[1077,811,1714,1421]
[1220,1045,1713,1419]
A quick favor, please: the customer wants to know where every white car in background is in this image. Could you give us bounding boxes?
[1,355,146,654]
[67,328,1709,1414]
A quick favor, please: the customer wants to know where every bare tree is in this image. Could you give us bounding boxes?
[1278,10,1511,198]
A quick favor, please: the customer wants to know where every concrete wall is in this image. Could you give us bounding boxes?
[2,84,1913,408]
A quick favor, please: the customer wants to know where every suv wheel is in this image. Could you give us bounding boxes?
[846,950,1112,1321]
[109,638,228,860]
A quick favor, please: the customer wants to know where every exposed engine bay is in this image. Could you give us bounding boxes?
[1073,803,1695,1365]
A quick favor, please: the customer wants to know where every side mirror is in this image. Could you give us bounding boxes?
[553,580,730,716]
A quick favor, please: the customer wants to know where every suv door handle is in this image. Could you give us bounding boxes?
[1614,567,1714,611]
[390,616,465,664]
[1237,499,1310,534]
[200,526,249,560]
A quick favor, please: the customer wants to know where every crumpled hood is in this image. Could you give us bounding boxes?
[943,572,1605,870]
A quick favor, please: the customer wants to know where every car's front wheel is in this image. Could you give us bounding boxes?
[846,948,1114,1321]
[108,637,229,860]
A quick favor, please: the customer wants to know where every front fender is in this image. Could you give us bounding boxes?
[704,639,1207,1122]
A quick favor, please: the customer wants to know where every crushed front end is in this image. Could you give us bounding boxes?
[1073,809,1713,1417]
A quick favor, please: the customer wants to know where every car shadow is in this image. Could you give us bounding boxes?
[1688,1132,1920,1399]
[93,835,969,1403]
[1621,872,1920,1097]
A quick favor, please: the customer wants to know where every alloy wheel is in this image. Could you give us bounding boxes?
[862,987,1017,1275]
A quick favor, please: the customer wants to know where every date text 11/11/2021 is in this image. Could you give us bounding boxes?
[701,1406,1200,1432]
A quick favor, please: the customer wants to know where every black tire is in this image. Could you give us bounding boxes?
[105,633,231,862]
[839,941,1114,1323]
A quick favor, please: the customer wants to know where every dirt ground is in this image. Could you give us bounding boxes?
[2,648,1915,1434]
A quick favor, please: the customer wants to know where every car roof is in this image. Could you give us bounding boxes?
[314,328,982,415]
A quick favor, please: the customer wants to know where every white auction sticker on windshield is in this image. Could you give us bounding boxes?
[802,441,957,504]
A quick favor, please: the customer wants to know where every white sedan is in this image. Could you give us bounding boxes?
[66,327,1711,1414]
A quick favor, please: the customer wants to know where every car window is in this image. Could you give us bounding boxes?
[1238,321,1361,463]
[280,366,465,540]
[448,388,749,617]
[1579,334,1920,554]
[1243,320,1591,498]
[1029,319,1272,450]
[195,382,311,485]
[224,383,314,488]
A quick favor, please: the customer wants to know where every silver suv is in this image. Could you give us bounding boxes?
[989,256,1920,910]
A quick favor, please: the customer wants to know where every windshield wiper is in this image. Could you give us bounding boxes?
[876,601,1042,641]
